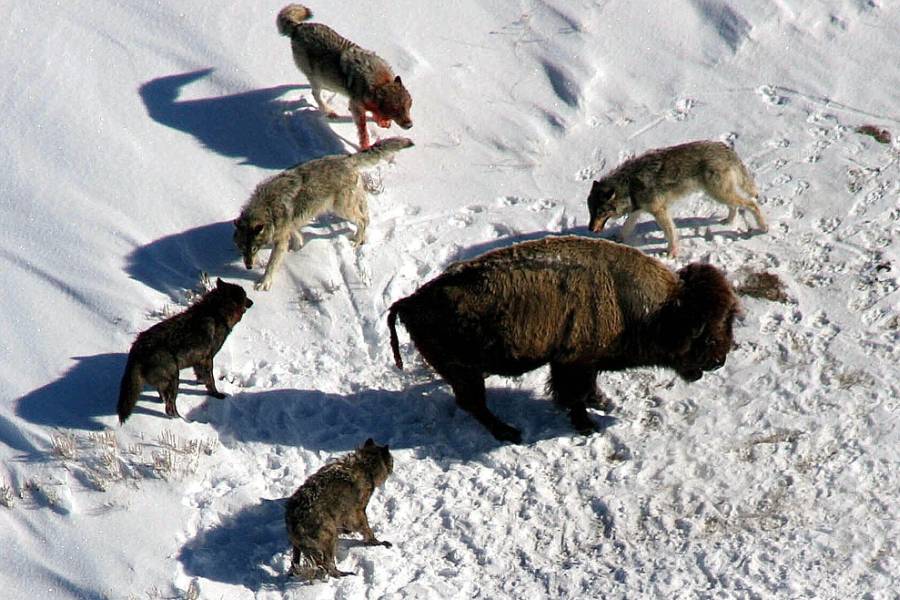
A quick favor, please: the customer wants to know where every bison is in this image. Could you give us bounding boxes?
[387,237,739,443]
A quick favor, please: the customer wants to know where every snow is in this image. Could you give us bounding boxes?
[2,1,899,598]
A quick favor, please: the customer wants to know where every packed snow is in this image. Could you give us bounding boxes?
[2,1,899,598]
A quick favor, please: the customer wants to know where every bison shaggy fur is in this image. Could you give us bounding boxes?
[387,237,739,443]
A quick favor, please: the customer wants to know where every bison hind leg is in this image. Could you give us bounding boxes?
[548,363,600,435]
[445,369,522,443]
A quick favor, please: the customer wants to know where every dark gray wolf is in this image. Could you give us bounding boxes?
[587,140,767,256]
[388,237,740,443]
[277,4,413,149]
[117,278,253,423]
[285,438,393,579]
[233,137,414,291]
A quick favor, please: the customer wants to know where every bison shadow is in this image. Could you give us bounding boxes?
[16,353,126,433]
[139,68,346,170]
[188,379,615,458]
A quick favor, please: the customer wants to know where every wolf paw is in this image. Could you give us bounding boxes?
[254,278,272,291]
[490,422,522,444]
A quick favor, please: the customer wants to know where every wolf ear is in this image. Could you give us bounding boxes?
[363,438,375,447]
[590,181,614,201]
[394,75,402,85]
[216,277,224,288]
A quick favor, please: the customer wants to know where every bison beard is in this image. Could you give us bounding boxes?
[388,237,739,443]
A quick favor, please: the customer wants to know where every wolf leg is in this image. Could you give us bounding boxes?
[548,363,599,434]
[352,508,391,547]
[335,185,368,246]
[349,100,371,149]
[255,236,290,291]
[289,230,304,251]
[319,536,354,578]
[720,205,738,225]
[311,86,338,119]
[161,379,181,419]
[618,210,642,243]
[649,208,679,256]
[194,358,225,399]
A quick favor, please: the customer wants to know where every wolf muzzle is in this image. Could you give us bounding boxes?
[589,213,613,233]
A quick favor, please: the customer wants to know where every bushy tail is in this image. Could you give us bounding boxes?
[347,137,415,169]
[387,304,404,369]
[277,4,313,37]
[117,354,142,424]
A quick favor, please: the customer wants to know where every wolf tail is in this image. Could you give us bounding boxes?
[347,137,415,169]
[277,4,313,37]
[387,303,404,370]
[117,354,143,424]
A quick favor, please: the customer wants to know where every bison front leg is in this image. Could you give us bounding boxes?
[548,363,600,435]
[446,369,522,443]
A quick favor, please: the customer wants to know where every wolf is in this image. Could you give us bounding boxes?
[276,4,413,149]
[117,279,253,423]
[587,140,767,256]
[285,438,393,579]
[388,237,739,443]
[233,136,413,291]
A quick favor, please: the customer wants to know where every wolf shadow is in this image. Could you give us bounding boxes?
[123,220,248,299]
[16,353,126,432]
[453,214,738,262]
[139,68,346,170]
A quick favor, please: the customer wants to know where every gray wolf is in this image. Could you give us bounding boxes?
[118,278,253,423]
[587,140,767,256]
[233,137,414,291]
[388,237,739,443]
[277,4,413,149]
[285,438,393,579]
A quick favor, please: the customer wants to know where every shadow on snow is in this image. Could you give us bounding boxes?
[450,215,749,263]
[178,379,615,591]
[15,353,126,433]
[138,68,346,170]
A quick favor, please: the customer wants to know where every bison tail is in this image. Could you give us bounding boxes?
[387,305,404,370]
[117,354,142,424]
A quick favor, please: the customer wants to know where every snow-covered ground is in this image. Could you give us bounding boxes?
[2,1,899,598]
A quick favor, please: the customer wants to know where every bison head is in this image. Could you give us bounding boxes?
[656,263,740,381]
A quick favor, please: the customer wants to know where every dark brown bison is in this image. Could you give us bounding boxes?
[387,237,739,443]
